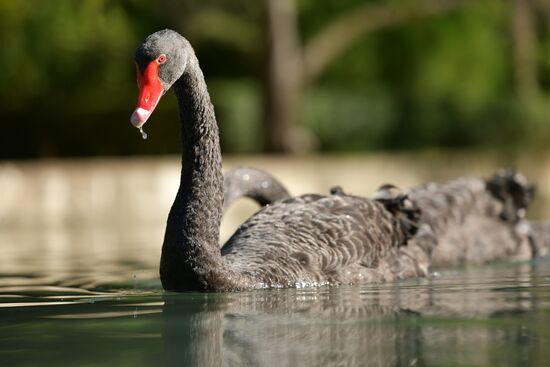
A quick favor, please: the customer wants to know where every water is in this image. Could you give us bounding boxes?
[1,224,549,367]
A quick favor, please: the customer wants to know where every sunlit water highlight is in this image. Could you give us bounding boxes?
[1,224,549,366]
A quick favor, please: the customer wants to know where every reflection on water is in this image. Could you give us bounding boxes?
[1,224,549,367]
[162,264,550,367]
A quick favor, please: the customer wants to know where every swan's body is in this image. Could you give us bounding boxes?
[221,193,415,288]
[131,30,546,292]
[406,175,535,266]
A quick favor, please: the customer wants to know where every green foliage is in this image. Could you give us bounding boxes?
[303,86,397,151]
[306,0,550,151]
[0,0,135,108]
[0,0,549,158]
[210,79,264,153]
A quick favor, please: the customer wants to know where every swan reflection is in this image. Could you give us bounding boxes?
[162,264,543,367]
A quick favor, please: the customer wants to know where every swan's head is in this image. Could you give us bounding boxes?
[131,29,190,128]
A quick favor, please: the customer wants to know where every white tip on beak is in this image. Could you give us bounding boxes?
[130,107,152,128]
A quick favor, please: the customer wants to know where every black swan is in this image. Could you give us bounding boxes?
[402,170,548,266]
[131,30,548,292]
[223,167,549,266]
[223,167,290,212]
[340,171,549,265]
[130,29,430,291]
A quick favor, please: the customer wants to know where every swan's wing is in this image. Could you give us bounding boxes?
[221,194,409,287]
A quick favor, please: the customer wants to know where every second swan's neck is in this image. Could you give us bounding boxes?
[160,54,233,291]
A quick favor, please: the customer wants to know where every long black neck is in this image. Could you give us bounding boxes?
[160,54,235,291]
[177,55,223,250]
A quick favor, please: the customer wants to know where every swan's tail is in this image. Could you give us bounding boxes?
[527,220,550,258]
[223,167,291,212]
[486,169,535,223]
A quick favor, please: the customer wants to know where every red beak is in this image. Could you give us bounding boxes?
[130,61,164,127]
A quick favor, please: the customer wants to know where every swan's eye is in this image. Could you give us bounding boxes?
[157,54,167,64]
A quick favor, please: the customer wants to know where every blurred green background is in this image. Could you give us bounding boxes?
[1,0,549,158]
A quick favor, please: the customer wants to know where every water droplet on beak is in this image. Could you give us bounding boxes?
[138,126,148,140]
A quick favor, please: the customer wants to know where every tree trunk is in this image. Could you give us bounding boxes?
[512,0,539,100]
[263,0,302,152]
[263,0,476,153]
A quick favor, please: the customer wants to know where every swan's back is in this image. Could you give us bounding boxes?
[221,194,408,287]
